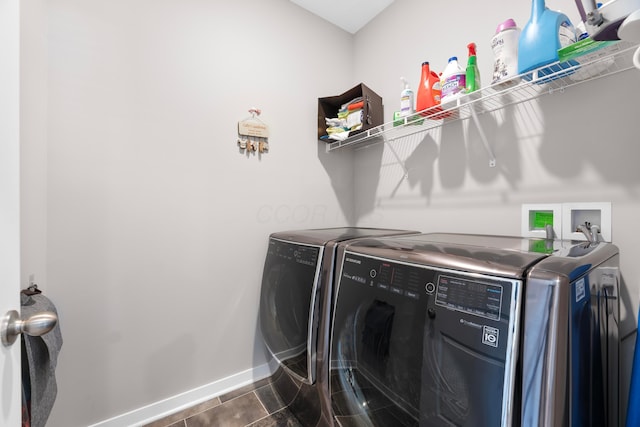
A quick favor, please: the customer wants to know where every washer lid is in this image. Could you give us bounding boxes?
[270,227,417,246]
[342,233,551,279]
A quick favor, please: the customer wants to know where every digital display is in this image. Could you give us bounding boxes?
[435,275,503,320]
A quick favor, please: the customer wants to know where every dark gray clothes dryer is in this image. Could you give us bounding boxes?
[329,233,620,427]
[259,227,417,427]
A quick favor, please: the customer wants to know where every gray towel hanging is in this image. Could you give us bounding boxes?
[21,292,63,427]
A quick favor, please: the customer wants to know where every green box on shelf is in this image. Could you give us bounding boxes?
[393,111,425,127]
[557,37,619,63]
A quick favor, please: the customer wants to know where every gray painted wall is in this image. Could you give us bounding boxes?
[21,1,354,425]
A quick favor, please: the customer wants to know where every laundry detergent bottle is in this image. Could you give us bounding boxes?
[440,56,466,105]
[416,61,442,117]
[518,0,576,74]
[491,19,520,84]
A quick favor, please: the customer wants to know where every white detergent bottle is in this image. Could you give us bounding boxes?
[440,56,466,105]
[400,77,415,117]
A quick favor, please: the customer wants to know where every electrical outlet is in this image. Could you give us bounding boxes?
[562,202,612,242]
[521,204,562,239]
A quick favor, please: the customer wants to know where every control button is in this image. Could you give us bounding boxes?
[370,269,377,278]
[405,290,420,300]
[425,282,436,294]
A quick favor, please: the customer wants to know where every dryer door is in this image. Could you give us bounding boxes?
[330,252,522,427]
[259,238,323,384]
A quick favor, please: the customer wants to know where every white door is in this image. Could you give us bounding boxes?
[0,0,23,425]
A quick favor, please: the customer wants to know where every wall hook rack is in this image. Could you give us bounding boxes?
[238,107,270,154]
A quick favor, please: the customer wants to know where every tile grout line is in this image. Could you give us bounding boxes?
[243,407,291,427]
[185,398,222,419]
[253,390,270,416]
[210,389,270,427]
[181,392,256,427]
[241,390,270,427]
[161,379,280,427]
[154,397,222,427]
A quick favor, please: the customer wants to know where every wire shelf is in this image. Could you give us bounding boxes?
[324,41,639,153]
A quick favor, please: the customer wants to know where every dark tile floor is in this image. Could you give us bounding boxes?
[144,374,303,427]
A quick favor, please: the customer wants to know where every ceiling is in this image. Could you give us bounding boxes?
[290,0,395,34]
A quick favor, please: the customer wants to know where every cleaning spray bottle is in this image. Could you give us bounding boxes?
[400,77,415,117]
[416,62,442,117]
[465,43,481,93]
[518,0,577,76]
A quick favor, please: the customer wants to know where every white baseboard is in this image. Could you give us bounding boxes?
[88,360,279,427]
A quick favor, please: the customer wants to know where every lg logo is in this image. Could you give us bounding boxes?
[482,326,499,348]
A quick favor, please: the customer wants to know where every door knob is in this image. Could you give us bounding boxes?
[1,310,57,346]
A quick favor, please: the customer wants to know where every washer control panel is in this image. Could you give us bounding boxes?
[435,275,503,321]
